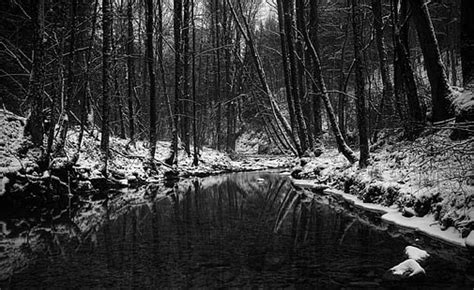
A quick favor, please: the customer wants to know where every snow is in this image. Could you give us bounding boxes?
[466,231,474,249]
[404,246,430,263]
[0,108,294,187]
[295,186,467,247]
[388,259,425,278]
[293,127,474,246]
[382,211,465,247]
[449,87,474,114]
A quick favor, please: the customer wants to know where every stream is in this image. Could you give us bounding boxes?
[1,171,473,288]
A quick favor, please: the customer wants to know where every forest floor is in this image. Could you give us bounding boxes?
[0,108,293,195]
[292,127,474,246]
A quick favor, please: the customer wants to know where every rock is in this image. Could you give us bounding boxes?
[256,178,265,184]
[0,175,9,196]
[465,231,474,252]
[402,207,416,218]
[384,259,425,280]
[291,167,303,179]
[127,175,137,183]
[405,246,429,264]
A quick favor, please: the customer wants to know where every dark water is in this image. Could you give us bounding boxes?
[1,171,473,288]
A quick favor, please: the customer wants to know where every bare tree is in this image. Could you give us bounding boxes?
[351,0,369,167]
[145,0,157,165]
[276,0,301,155]
[100,0,112,174]
[461,0,474,87]
[302,14,358,164]
[126,0,135,143]
[411,0,453,122]
[24,0,46,148]
[282,0,310,153]
[372,0,395,130]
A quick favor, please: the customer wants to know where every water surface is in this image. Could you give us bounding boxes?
[1,171,473,288]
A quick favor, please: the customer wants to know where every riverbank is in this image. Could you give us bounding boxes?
[291,127,474,247]
[0,108,294,194]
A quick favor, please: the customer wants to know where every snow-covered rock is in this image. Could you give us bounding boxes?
[465,231,474,250]
[0,175,9,196]
[405,246,429,263]
[385,259,426,280]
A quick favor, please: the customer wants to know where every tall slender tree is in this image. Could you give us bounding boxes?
[302,13,357,164]
[100,0,112,174]
[282,0,310,153]
[276,0,301,155]
[351,0,369,168]
[191,0,199,166]
[411,0,453,122]
[126,0,135,143]
[168,0,183,165]
[146,0,157,164]
[24,0,46,148]
[309,0,323,139]
[182,0,191,155]
[372,0,395,129]
[461,0,474,86]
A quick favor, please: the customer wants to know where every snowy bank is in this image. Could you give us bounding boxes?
[291,128,474,247]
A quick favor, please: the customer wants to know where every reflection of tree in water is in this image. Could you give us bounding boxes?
[4,172,472,288]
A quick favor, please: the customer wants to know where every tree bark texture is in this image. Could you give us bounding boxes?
[411,0,453,121]
[127,0,135,143]
[302,22,358,164]
[146,0,157,161]
[100,0,112,173]
[25,0,46,147]
[351,0,369,168]
[461,0,474,86]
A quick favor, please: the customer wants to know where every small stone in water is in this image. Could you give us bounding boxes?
[385,259,425,280]
[405,246,429,263]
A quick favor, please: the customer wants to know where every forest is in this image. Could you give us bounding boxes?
[0,0,474,287]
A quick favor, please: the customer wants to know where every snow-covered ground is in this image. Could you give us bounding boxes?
[293,128,474,247]
[0,108,294,192]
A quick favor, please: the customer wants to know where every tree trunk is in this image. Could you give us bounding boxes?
[77,0,99,152]
[24,0,45,148]
[461,0,474,86]
[146,0,157,162]
[214,0,222,151]
[394,0,425,138]
[282,0,309,153]
[276,0,301,155]
[227,0,297,155]
[411,0,453,122]
[157,0,174,138]
[372,0,395,128]
[302,23,357,164]
[192,0,199,166]
[309,0,323,139]
[100,0,112,174]
[351,0,369,167]
[295,0,313,149]
[126,0,135,143]
[57,0,77,153]
[168,0,183,165]
[182,0,191,155]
